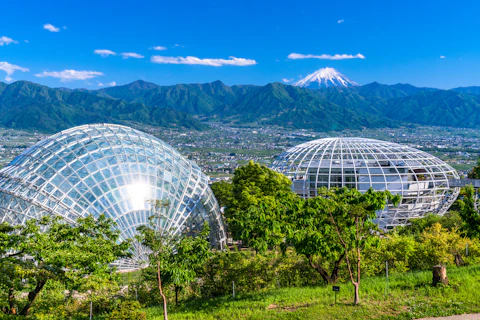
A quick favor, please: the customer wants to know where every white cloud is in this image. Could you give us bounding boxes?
[338,19,345,24]
[94,49,116,57]
[153,46,167,51]
[97,81,117,87]
[287,53,365,60]
[0,61,29,82]
[43,23,60,32]
[121,52,144,59]
[35,70,104,82]
[282,78,293,83]
[0,36,19,46]
[440,55,446,59]
[150,55,257,66]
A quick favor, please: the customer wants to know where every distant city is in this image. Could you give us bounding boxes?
[1,123,478,183]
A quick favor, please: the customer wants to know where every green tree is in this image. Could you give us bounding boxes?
[137,199,213,314]
[107,300,146,320]
[286,196,346,284]
[457,185,480,238]
[0,214,130,316]
[136,199,172,320]
[322,187,400,305]
[467,158,480,179]
[396,211,463,237]
[166,223,212,306]
[417,223,464,267]
[221,161,297,252]
[362,232,417,276]
[211,181,233,208]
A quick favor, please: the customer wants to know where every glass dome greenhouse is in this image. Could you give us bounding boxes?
[0,124,226,268]
[271,137,460,228]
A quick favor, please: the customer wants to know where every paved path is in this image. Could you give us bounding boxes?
[418,314,480,320]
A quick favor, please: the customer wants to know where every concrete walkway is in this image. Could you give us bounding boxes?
[418,314,480,320]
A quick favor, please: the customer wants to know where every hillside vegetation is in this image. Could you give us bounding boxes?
[96,80,480,130]
[3,79,480,132]
[0,81,207,132]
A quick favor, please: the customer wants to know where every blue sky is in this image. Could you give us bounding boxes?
[1,0,479,89]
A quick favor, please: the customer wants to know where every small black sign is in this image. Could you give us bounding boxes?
[332,286,340,292]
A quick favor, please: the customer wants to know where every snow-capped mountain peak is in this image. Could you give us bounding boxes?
[293,67,358,89]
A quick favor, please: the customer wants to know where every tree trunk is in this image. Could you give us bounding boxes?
[19,279,47,316]
[8,287,16,314]
[330,252,346,284]
[454,254,464,267]
[157,261,168,320]
[355,246,361,305]
[432,265,448,286]
[307,254,344,284]
[175,286,179,307]
[353,282,359,305]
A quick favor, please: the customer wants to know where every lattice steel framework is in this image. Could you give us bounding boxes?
[0,124,226,269]
[271,137,459,228]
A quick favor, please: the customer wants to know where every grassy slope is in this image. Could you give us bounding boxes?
[145,265,480,320]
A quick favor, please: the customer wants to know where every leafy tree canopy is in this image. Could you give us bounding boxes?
[457,185,480,238]
[396,211,463,237]
[319,187,400,304]
[214,161,299,252]
[467,158,480,179]
[0,214,130,316]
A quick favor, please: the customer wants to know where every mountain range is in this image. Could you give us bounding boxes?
[0,81,206,132]
[1,78,480,133]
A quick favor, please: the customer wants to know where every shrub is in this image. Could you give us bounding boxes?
[106,300,146,320]
[198,249,324,298]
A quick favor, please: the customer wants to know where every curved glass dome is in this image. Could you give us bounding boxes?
[271,137,459,228]
[0,124,226,268]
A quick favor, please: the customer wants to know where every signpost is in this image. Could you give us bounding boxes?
[332,286,340,304]
[385,261,389,298]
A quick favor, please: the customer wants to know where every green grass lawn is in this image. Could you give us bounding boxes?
[144,265,480,320]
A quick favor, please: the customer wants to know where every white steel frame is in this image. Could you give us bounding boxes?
[271,137,460,228]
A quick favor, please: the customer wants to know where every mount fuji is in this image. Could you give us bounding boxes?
[293,67,358,89]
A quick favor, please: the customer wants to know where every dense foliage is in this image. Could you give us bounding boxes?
[98,80,480,130]
[457,185,480,238]
[213,161,401,303]
[0,214,130,316]
[468,158,480,179]
[136,199,212,319]
[0,81,206,132]
[2,161,480,318]
[5,79,480,132]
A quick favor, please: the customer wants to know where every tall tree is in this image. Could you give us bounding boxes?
[0,215,130,316]
[137,200,213,314]
[286,196,346,284]
[457,185,480,238]
[322,187,400,305]
[136,199,171,320]
[210,181,233,208]
[218,161,297,251]
[166,224,212,306]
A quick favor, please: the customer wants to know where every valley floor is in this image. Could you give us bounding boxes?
[144,265,480,320]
